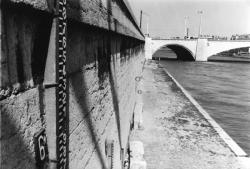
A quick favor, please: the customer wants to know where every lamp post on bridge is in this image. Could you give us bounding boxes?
[140,10,150,37]
[198,10,203,38]
[184,16,189,39]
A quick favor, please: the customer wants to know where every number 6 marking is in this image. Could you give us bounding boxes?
[38,135,46,161]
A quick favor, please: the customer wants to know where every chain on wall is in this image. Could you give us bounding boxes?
[56,0,68,168]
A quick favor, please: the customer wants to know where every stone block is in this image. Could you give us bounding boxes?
[130,159,147,169]
[134,103,143,129]
[130,141,144,160]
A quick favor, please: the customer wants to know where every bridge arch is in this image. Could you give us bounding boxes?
[205,42,250,60]
[153,44,195,61]
[206,47,250,60]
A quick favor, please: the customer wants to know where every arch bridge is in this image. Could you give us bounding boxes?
[145,37,250,61]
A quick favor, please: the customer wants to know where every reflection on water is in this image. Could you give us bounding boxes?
[156,50,250,155]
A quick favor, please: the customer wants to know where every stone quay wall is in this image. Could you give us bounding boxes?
[0,1,145,169]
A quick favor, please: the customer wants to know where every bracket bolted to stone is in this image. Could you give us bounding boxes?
[105,139,115,169]
[44,83,58,89]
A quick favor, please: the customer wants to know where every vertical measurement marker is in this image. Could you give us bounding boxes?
[56,0,68,169]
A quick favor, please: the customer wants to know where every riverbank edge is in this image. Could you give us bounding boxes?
[158,63,249,158]
[157,62,250,169]
[130,60,250,168]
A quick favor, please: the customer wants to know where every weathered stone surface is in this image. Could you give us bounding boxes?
[1,1,144,169]
[0,87,44,169]
[67,22,145,168]
[6,0,50,11]
[0,2,145,169]
[4,0,144,40]
[0,5,52,94]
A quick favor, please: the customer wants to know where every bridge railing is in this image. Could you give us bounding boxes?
[152,38,250,42]
[152,38,197,41]
[208,39,250,42]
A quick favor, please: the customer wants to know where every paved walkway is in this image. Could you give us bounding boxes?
[130,60,250,169]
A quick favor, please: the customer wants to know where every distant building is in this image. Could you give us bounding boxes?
[200,34,227,40]
[231,34,250,40]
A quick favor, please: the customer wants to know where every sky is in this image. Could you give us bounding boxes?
[128,0,250,38]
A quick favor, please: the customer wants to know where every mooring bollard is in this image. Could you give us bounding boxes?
[129,141,147,169]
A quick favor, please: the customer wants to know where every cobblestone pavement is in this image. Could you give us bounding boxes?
[130,60,250,169]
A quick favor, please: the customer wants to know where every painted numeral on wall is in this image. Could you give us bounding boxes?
[34,129,48,169]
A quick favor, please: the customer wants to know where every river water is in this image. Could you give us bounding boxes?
[155,49,250,155]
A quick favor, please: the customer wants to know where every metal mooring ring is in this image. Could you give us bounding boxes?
[137,90,142,94]
[135,76,141,82]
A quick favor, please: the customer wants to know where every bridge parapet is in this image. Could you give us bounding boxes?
[208,40,250,42]
[152,38,197,41]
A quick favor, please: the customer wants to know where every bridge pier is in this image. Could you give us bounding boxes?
[145,37,152,60]
[195,39,208,61]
